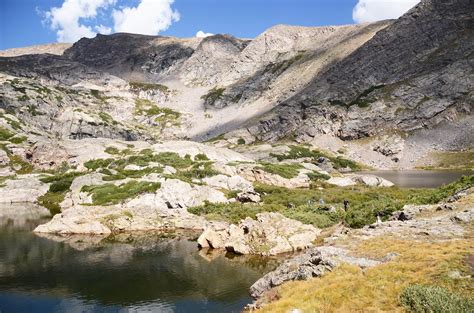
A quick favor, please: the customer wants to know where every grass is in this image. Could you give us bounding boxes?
[129,82,169,93]
[257,163,303,179]
[81,181,161,205]
[427,150,474,170]
[201,87,225,105]
[270,145,362,171]
[257,237,473,313]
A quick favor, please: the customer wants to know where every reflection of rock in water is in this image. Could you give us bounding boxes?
[0,203,50,229]
[0,220,280,307]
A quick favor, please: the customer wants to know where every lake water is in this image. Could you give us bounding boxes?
[0,211,279,313]
[358,170,472,188]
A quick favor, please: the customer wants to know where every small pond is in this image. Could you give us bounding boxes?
[0,209,279,313]
[357,170,472,188]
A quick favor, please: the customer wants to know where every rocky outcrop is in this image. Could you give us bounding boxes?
[198,213,320,255]
[250,0,473,145]
[0,175,49,203]
[34,178,227,234]
[249,246,385,299]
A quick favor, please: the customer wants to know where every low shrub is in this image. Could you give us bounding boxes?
[271,145,362,171]
[400,284,474,313]
[81,181,161,205]
[257,163,303,179]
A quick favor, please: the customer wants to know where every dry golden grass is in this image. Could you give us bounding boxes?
[257,237,473,313]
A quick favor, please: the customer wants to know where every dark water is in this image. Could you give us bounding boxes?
[358,170,473,188]
[0,212,278,313]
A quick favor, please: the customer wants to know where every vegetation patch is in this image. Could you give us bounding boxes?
[38,192,66,215]
[189,176,473,229]
[427,150,474,170]
[37,171,85,214]
[130,82,169,93]
[271,145,362,171]
[81,181,161,205]
[400,284,473,313]
[134,99,181,125]
[257,237,472,312]
[201,87,225,106]
[0,113,22,130]
[188,201,263,224]
[99,112,118,125]
[257,162,303,179]
[0,127,15,141]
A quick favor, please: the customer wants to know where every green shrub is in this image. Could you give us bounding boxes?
[271,145,362,170]
[237,138,246,145]
[0,127,14,141]
[99,112,118,125]
[154,152,193,169]
[38,192,65,215]
[257,163,303,179]
[307,171,331,181]
[9,136,27,144]
[129,82,169,93]
[421,175,474,204]
[400,285,474,313]
[9,155,33,174]
[188,201,263,224]
[84,158,115,170]
[201,87,225,105]
[81,181,161,205]
[104,147,120,155]
[194,153,210,161]
[179,162,219,179]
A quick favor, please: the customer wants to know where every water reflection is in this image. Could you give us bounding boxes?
[0,208,279,313]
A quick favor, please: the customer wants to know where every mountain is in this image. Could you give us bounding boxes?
[0,0,472,170]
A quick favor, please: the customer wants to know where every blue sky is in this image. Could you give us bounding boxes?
[0,0,419,50]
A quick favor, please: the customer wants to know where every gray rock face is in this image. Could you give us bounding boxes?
[0,54,121,86]
[64,33,196,81]
[250,0,473,142]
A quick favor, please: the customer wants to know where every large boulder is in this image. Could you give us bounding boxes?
[237,165,311,188]
[197,212,321,256]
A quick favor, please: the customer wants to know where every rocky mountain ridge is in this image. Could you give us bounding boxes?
[0,0,472,172]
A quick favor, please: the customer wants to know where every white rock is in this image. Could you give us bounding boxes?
[0,175,49,203]
[327,177,356,187]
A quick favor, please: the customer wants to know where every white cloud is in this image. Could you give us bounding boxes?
[353,0,420,23]
[196,30,213,38]
[95,24,112,34]
[113,0,180,35]
[46,0,116,42]
[45,0,180,43]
